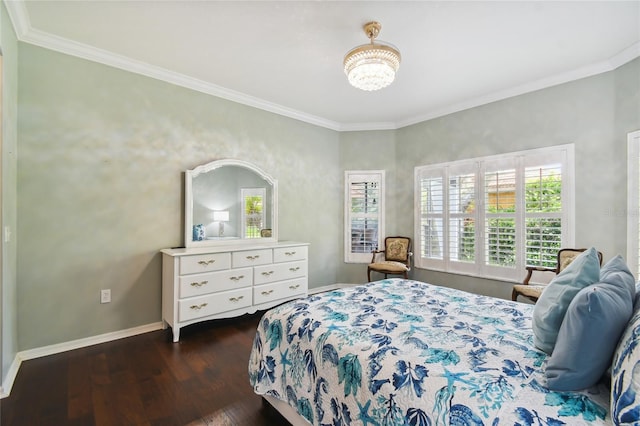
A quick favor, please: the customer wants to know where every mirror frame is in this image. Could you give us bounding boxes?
[185,159,278,248]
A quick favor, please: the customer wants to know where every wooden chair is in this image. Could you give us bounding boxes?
[260,228,272,237]
[367,236,412,282]
[511,248,603,303]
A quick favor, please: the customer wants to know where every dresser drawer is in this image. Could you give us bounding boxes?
[232,249,272,268]
[179,267,253,298]
[254,278,307,305]
[254,260,307,285]
[273,246,308,263]
[180,252,231,275]
[178,287,252,322]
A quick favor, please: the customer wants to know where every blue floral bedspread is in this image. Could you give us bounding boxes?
[249,279,611,425]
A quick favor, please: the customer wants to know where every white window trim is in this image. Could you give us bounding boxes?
[627,130,640,277]
[344,170,385,263]
[414,144,575,282]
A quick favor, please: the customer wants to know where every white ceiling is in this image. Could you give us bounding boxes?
[7,1,640,131]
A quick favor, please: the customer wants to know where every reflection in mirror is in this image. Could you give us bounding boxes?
[241,188,266,238]
[185,159,278,247]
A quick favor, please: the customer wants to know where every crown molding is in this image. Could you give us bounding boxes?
[398,41,640,129]
[337,121,398,132]
[4,0,29,39]
[5,1,639,132]
[4,0,343,131]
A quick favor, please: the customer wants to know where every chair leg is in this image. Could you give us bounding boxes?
[367,268,371,282]
[511,288,518,302]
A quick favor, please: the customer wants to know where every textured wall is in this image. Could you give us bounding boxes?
[396,58,639,300]
[13,39,640,351]
[17,44,340,350]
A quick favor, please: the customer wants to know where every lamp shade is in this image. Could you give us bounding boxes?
[213,211,230,222]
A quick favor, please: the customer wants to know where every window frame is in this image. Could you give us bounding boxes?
[414,144,575,281]
[344,170,385,263]
[627,130,640,277]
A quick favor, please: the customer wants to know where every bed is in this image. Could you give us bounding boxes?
[249,278,638,425]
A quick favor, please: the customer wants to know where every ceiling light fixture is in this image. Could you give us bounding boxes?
[343,21,401,91]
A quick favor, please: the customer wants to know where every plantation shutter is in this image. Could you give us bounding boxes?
[447,165,478,275]
[345,171,385,263]
[483,160,517,273]
[415,145,573,280]
[523,163,563,268]
[416,169,445,268]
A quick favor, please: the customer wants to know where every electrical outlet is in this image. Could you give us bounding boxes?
[101,289,111,304]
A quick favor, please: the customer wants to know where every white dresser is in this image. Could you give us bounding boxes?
[161,241,309,342]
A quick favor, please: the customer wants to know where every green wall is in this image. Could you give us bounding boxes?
[11,38,640,353]
[17,44,341,350]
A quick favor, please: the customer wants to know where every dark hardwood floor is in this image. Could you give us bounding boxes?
[0,312,290,426]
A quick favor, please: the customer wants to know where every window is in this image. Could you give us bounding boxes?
[241,188,265,238]
[345,171,385,263]
[414,145,574,281]
[627,130,640,277]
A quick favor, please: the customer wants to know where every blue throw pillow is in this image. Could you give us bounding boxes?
[546,281,634,390]
[533,247,600,354]
[600,255,636,301]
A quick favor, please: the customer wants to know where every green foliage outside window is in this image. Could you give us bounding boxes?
[245,195,263,238]
[460,175,561,267]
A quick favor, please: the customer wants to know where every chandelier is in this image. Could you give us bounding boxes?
[343,21,401,91]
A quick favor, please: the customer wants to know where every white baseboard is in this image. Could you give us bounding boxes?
[1,321,164,398]
[0,355,21,398]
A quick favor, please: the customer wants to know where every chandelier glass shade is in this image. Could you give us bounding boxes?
[344,22,401,91]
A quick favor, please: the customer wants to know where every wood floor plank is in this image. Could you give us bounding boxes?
[1,312,289,426]
[67,350,94,422]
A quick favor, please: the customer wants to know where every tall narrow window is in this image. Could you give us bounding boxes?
[345,171,385,263]
[627,130,640,276]
[241,188,265,239]
[415,145,573,281]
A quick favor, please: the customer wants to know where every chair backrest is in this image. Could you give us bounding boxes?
[384,237,412,263]
[557,248,603,273]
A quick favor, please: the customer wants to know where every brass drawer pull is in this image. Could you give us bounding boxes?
[190,303,208,310]
[197,259,216,266]
[289,284,300,290]
[246,255,260,261]
[285,251,296,256]
[261,271,274,276]
[229,296,244,302]
[289,267,300,272]
[229,275,244,282]
[190,281,209,287]
[261,290,274,295]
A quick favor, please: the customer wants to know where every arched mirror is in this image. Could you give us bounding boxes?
[185,159,278,247]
